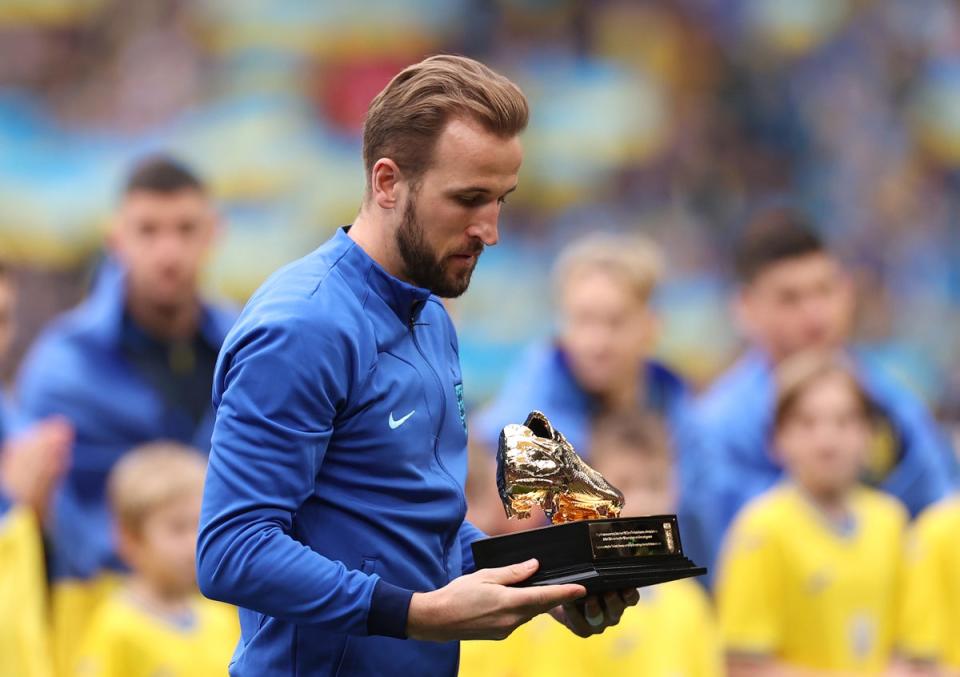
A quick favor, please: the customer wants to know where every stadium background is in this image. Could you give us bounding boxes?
[1,3,959,674]
[1,0,958,423]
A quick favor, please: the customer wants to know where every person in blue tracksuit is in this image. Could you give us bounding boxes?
[694,206,957,576]
[14,156,236,582]
[196,55,639,676]
[469,233,713,574]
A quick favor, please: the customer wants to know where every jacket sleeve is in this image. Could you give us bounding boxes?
[196,316,413,639]
[457,520,487,574]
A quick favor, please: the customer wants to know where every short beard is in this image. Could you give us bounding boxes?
[395,192,479,298]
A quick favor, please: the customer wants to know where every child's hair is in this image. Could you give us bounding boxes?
[108,441,207,534]
[591,411,672,466]
[773,350,876,429]
[552,232,664,305]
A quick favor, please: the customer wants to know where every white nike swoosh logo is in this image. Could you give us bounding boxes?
[389,410,416,429]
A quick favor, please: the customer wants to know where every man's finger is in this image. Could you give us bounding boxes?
[478,558,540,585]
[601,590,624,625]
[584,597,605,627]
[621,587,640,607]
[512,582,586,614]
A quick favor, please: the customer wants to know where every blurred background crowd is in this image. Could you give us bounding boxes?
[0,0,959,676]
[1,0,960,407]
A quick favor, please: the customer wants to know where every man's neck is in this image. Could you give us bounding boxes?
[126,289,200,342]
[348,210,407,282]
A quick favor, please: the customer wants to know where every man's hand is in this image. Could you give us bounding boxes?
[548,587,641,637]
[0,417,73,520]
[406,558,586,642]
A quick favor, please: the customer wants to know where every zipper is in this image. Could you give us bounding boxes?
[409,300,468,575]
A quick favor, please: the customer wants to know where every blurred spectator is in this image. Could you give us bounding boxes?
[467,232,711,568]
[695,207,956,574]
[0,261,73,677]
[898,495,960,676]
[460,412,721,677]
[74,442,238,677]
[12,155,236,672]
[716,350,906,675]
[0,419,71,677]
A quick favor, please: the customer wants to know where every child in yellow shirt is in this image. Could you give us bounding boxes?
[74,442,238,677]
[716,351,906,676]
[898,496,960,676]
[460,413,722,677]
[0,417,72,677]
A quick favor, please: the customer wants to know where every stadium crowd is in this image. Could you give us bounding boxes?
[0,1,959,676]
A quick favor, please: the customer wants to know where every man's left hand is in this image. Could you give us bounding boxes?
[548,587,641,637]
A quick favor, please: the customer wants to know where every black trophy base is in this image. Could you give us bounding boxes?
[471,515,706,594]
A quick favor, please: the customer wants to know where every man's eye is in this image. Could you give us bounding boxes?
[457,195,482,206]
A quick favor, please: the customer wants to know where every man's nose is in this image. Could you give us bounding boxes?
[468,202,501,246]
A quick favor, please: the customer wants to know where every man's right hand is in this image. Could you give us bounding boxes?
[406,558,585,642]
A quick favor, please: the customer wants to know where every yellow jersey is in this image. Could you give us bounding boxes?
[73,588,239,677]
[0,505,53,677]
[459,578,721,677]
[898,496,960,670]
[716,483,906,674]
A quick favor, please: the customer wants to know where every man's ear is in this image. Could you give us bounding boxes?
[370,158,403,210]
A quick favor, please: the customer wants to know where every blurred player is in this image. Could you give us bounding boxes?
[0,261,74,677]
[716,350,906,675]
[74,442,237,677]
[467,233,711,567]
[13,155,236,671]
[696,206,955,574]
[460,413,721,677]
[897,495,960,676]
[0,421,72,677]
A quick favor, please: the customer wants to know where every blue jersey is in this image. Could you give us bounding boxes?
[197,228,485,676]
[14,261,236,580]
[695,349,957,575]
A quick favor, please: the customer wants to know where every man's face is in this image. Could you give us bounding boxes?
[394,117,522,298]
[739,253,853,361]
[559,269,655,397]
[112,189,216,310]
[775,372,870,498]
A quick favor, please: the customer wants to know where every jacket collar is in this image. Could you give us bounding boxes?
[333,227,433,325]
[82,257,234,349]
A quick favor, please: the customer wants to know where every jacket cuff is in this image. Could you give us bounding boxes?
[367,579,414,638]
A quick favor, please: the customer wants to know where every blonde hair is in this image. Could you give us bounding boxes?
[108,441,207,533]
[552,232,664,304]
[362,54,529,187]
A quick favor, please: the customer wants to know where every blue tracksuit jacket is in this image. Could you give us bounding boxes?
[14,260,236,580]
[197,227,485,676]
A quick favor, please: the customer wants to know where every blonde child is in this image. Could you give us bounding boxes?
[74,442,238,677]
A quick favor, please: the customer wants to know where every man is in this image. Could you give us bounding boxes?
[197,55,639,676]
[696,206,956,572]
[14,156,236,669]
